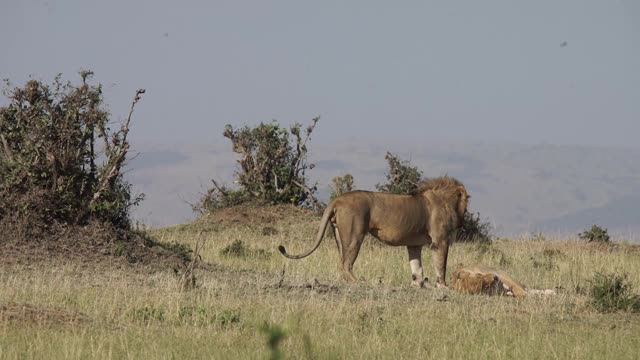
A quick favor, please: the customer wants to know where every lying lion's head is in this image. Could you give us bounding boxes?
[452,268,500,295]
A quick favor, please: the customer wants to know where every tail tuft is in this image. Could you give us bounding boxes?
[278,245,286,255]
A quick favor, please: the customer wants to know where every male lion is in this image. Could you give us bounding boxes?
[451,264,557,297]
[278,176,469,287]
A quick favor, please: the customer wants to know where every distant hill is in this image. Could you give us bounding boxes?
[534,193,640,234]
[126,141,640,239]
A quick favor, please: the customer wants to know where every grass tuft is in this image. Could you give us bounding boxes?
[589,272,640,313]
[260,322,287,360]
[221,240,248,257]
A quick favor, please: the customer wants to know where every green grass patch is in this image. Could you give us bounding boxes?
[589,272,640,313]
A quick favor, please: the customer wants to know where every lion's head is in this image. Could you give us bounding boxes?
[413,176,469,219]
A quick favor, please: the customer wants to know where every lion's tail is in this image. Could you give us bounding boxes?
[526,288,557,296]
[278,204,335,260]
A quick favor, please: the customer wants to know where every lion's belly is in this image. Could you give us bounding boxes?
[370,228,431,247]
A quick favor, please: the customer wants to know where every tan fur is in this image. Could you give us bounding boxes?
[278,176,469,287]
[451,265,529,297]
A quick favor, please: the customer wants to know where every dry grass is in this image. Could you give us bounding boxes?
[1,206,640,359]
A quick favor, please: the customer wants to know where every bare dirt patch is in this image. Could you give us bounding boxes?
[0,303,91,326]
[267,278,341,295]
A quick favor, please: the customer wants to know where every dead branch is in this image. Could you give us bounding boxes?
[87,89,145,212]
[210,179,228,197]
[292,179,321,212]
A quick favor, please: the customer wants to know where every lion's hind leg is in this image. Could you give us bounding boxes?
[333,226,346,277]
[336,218,365,282]
[340,238,362,282]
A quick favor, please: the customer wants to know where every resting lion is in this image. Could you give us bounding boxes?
[278,176,469,287]
[451,264,556,297]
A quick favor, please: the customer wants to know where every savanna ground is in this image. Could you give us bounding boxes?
[1,205,640,359]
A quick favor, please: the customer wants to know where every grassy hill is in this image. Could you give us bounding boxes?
[2,206,640,359]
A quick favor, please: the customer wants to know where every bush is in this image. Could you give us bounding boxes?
[375,152,423,195]
[579,224,610,243]
[220,240,269,258]
[456,211,493,243]
[589,272,640,313]
[330,174,354,200]
[192,181,249,214]
[0,72,144,231]
[196,118,321,213]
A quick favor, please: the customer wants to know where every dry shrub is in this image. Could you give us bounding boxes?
[0,72,144,234]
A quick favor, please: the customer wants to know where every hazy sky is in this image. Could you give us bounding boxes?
[2,0,639,148]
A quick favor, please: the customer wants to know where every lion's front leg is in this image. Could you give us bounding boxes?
[407,246,425,288]
[430,241,449,288]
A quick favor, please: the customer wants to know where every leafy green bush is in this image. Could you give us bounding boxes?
[192,182,249,213]
[375,152,422,194]
[197,118,321,213]
[589,272,640,313]
[0,72,144,231]
[456,211,493,243]
[579,224,610,243]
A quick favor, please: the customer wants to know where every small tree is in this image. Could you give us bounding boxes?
[330,174,354,200]
[197,118,321,213]
[579,224,610,243]
[0,72,144,231]
[375,152,422,194]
